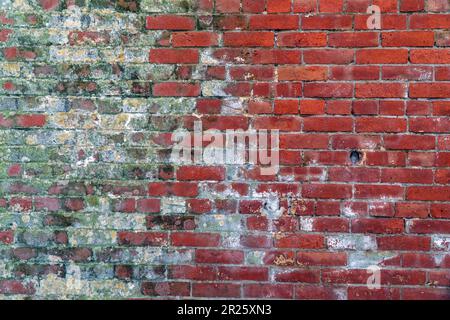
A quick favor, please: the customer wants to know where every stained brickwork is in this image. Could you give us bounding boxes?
[0,0,449,299]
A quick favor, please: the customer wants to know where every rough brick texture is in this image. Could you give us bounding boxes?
[0,0,449,300]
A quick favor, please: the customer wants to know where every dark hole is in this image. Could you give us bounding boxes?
[350,150,362,165]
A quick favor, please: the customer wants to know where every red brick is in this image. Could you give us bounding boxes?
[242,0,265,13]
[331,135,382,149]
[382,66,433,81]
[304,117,353,132]
[244,284,293,299]
[426,0,449,11]
[267,0,292,12]
[382,270,426,285]
[410,49,450,64]
[322,269,370,284]
[277,32,327,47]
[39,0,60,11]
[304,49,353,64]
[382,31,434,46]
[381,168,433,184]
[15,114,46,127]
[316,201,341,216]
[355,185,404,200]
[153,82,200,97]
[224,32,274,47]
[172,32,219,47]
[351,218,405,234]
[280,133,328,149]
[431,204,450,218]
[113,199,136,213]
[117,232,167,246]
[293,0,318,13]
[407,187,450,201]
[218,266,268,281]
[295,285,342,299]
[193,282,241,297]
[396,202,429,218]
[302,15,352,30]
[436,67,450,80]
[402,253,436,268]
[400,0,425,11]
[348,287,400,300]
[275,234,325,249]
[9,198,32,212]
[304,83,353,98]
[300,100,326,115]
[215,14,245,29]
[187,199,213,214]
[275,270,320,283]
[318,0,343,12]
[329,168,378,183]
[169,265,216,281]
[428,270,450,287]
[256,183,300,196]
[68,31,110,45]
[384,135,436,150]
[0,29,13,42]
[0,230,13,244]
[141,282,190,297]
[230,66,274,81]
[4,0,450,300]
[373,0,401,12]
[249,15,299,30]
[241,235,272,248]
[278,66,328,81]
[410,83,450,98]
[184,115,249,130]
[330,66,379,80]
[329,32,378,47]
[303,184,352,199]
[252,49,301,64]
[247,216,268,231]
[34,197,61,212]
[297,252,347,266]
[146,15,195,30]
[0,280,35,295]
[385,98,411,113]
[355,117,407,132]
[274,99,299,114]
[195,249,244,264]
[136,199,160,213]
[410,14,450,29]
[253,116,302,131]
[409,152,436,166]
[149,48,198,64]
[171,232,220,247]
[377,236,431,251]
[312,217,349,232]
[216,0,241,13]
[409,220,450,234]
[403,288,450,300]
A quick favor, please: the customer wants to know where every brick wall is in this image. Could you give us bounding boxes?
[0,0,449,299]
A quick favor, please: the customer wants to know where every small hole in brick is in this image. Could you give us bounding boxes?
[350,150,362,165]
